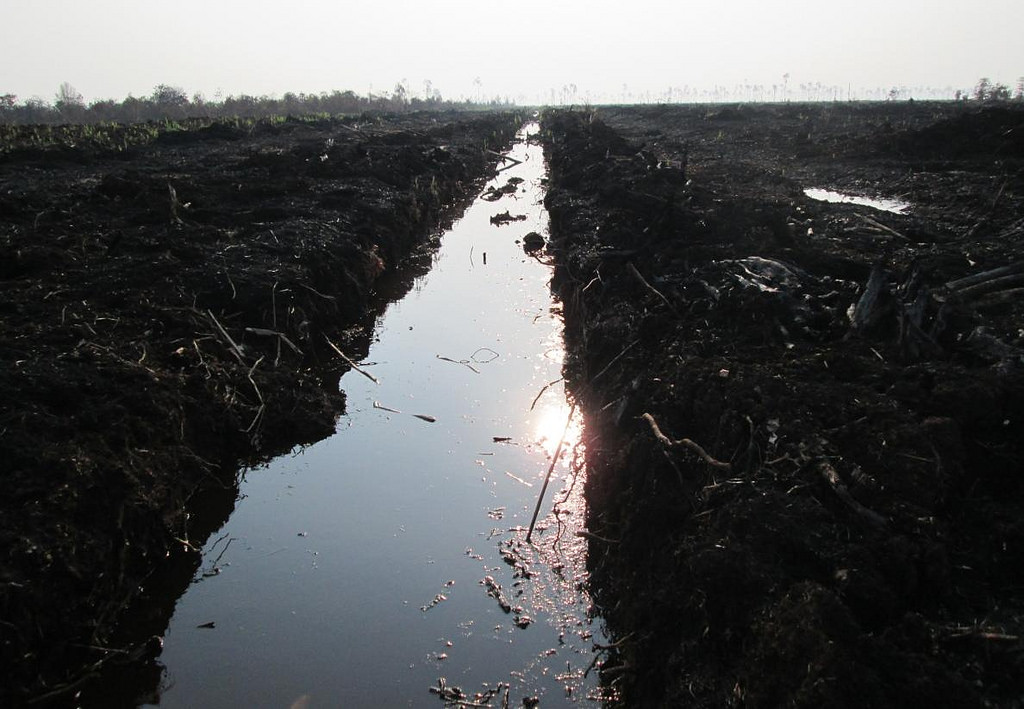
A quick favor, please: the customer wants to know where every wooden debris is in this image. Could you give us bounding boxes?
[206,309,246,364]
[818,461,888,531]
[244,326,303,355]
[641,412,732,471]
[323,335,379,384]
[848,266,891,333]
[626,262,675,313]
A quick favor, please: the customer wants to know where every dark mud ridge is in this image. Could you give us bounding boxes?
[541,103,1024,707]
[0,110,523,705]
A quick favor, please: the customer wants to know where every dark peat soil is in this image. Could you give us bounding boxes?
[541,102,1024,708]
[0,110,523,706]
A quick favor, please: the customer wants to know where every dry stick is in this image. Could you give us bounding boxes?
[271,281,278,328]
[590,340,639,385]
[966,178,1008,237]
[206,309,245,364]
[819,460,887,531]
[641,412,732,472]
[952,272,1024,300]
[626,262,675,312]
[297,283,336,301]
[576,529,620,544]
[337,122,369,139]
[245,327,303,355]
[976,287,1024,308]
[526,403,577,543]
[436,354,480,374]
[271,281,281,365]
[488,149,524,174]
[324,335,379,384]
[246,356,266,434]
[945,260,1024,291]
[855,213,909,240]
[530,377,565,411]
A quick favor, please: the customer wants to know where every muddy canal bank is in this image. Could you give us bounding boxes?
[0,110,522,704]
[541,103,1024,707]
[133,123,602,708]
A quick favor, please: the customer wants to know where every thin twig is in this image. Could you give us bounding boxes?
[245,327,303,355]
[530,378,564,411]
[642,412,732,471]
[626,262,676,312]
[527,404,577,542]
[297,283,337,301]
[246,356,266,434]
[855,213,909,240]
[324,335,379,384]
[590,340,639,385]
[206,309,245,364]
[576,530,620,544]
[437,354,480,374]
[819,461,887,530]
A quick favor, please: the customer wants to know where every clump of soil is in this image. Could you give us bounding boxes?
[0,110,523,704]
[541,103,1024,707]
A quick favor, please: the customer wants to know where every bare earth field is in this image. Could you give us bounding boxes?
[0,111,522,705]
[3,102,1023,707]
[541,102,1024,707]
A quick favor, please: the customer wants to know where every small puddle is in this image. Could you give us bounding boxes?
[804,187,910,214]
[143,124,605,706]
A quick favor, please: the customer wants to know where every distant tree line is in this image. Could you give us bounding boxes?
[0,82,512,126]
[963,77,1023,102]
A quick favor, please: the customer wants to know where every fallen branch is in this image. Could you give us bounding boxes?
[206,309,245,364]
[324,335,379,384]
[641,413,732,471]
[943,630,1019,643]
[945,260,1024,292]
[819,461,887,531]
[488,149,523,173]
[952,272,1024,301]
[626,262,675,312]
[337,122,369,139]
[855,213,909,240]
[527,404,577,542]
[849,265,890,333]
[245,327,303,355]
[976,287,1024,309]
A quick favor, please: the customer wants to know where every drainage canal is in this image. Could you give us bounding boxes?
[144,123,604,707]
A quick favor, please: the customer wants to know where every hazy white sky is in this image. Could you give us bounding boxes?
[2,0,1022,103]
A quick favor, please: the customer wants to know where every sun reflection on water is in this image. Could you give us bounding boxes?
[533,401,583,459]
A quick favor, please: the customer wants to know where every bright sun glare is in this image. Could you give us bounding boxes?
[533,402,583,459]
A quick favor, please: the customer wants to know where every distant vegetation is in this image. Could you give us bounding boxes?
[0,82,512,126]
[967,77,1020,102]
[1,76,1021,126]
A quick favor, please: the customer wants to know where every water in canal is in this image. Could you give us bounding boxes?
[803,187,910,214]
[146,124,605,707]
